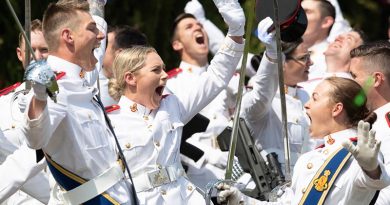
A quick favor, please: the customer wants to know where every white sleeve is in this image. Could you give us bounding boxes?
[0,143,47,203]
[240,53,279,123]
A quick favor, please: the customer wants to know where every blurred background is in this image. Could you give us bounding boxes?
[0,0,389,88]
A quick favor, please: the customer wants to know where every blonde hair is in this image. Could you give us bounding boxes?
[42,0,89,51]
[108,46,157,101]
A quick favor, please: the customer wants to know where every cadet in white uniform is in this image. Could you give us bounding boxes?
[22,1,137,204]
[348,41,390,205]
[106,0,245,202]
[242,25,313,173]
[299,30,365,97]
[98,25,148,106]
[0,19,50,204]
[218,77,390,205]
[166,6,244,189]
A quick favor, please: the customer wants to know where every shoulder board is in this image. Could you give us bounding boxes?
[55,71,66,80]
[349,137,357,142]
[316,137,357,150]
[386,112,390,128]
[167,68,182,79]
[105,104,120,113]
[0,82,22,96]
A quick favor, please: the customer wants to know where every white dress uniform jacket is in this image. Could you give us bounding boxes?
[241,54,311,173]
[242,129,390,205]
[22,56,134,204]
[0,83,50,204]
[109,36,244,204]
[372,102,390,205]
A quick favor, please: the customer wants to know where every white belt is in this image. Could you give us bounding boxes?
[133,164,185,192]
[61,163,124,205]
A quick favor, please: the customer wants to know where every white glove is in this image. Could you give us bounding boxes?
[217,183,242,205]
[213,0,245,36]
[257,17,277,59]
[342,120,381,172]
[184,0,206,22]
[32,82,48,102]
[207,149,229,168]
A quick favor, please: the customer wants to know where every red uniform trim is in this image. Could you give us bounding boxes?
[105,104,120,113]
[386,112,390,128]
[0,82,22,96]
[55,71,66,80]
[167,68,182,79]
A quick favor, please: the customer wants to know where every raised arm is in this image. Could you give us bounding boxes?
[240,17,279,122]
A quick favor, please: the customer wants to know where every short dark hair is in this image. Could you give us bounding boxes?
[170,13,196,43]
[350,41,390,87]
[42,0,89,51]
[108,25,148,50]
[316,0,335,19]
[281,37,303,57]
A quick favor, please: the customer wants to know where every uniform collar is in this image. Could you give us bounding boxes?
[284,85,298,98]
[47,55,84,80]
[323,128,356,147]
[118,96,155,119]
[179,61,208,75]
[374,102,390,116]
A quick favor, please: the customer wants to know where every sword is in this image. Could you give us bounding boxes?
[205,1,256,203]
[272,0,291,180]
[225,0,256,181]
[6,0,35,94]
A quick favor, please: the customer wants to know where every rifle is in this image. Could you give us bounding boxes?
[217,118,285,201]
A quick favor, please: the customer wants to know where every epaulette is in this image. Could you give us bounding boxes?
[167,68,182,79]
[316,137,357,149]
[0,82,22,97]
[105,104,120,113]
[386,111,390,128]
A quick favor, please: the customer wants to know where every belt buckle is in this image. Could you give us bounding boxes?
[148,168,170,188]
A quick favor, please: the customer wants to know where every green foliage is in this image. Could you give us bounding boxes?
[0,0,388,88]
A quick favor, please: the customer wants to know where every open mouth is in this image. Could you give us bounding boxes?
[155,86,165,96]
[195,35,205,45]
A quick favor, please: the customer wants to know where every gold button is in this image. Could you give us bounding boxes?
[148,125,153,129]
[125,143,131,149]
[187,185,193,191]
[11,124,15,129]
[302,187,306,193]
[307,163,313,169]
[143,115,149,121]
[155,141,160,147]
[323,149,329,155]
[160,189,166,195]
[157,164,162,169]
